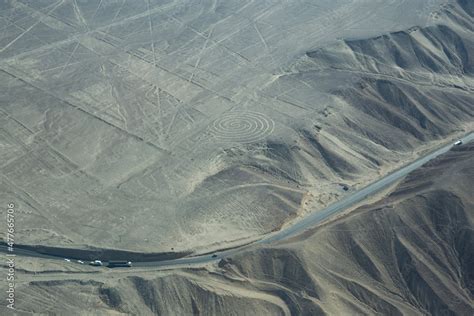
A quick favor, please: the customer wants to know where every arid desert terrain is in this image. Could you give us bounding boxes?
[3,110,474,315]
[0,0,474,314]
[1,0,473,254]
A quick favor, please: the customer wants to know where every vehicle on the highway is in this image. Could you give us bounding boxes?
[77,260,84,264]
[107,261,132,268]
[454,140,463,146]
[212,254,218,258]
[64,258,71,262]
[89,260,103,266]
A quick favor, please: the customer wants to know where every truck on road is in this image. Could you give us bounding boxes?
[107,261,132,268]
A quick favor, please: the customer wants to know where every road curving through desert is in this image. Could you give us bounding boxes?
[2,132,474,270]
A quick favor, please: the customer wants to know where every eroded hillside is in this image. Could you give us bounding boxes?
[6,135,474,315]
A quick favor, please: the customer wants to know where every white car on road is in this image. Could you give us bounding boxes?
[89,260,103,266]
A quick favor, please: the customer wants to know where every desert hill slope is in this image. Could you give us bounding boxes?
[6,139,474,315]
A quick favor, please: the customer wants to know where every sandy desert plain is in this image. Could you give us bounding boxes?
[1,0,474,315]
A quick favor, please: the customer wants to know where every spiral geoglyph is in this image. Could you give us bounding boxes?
[208,111,275,144]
